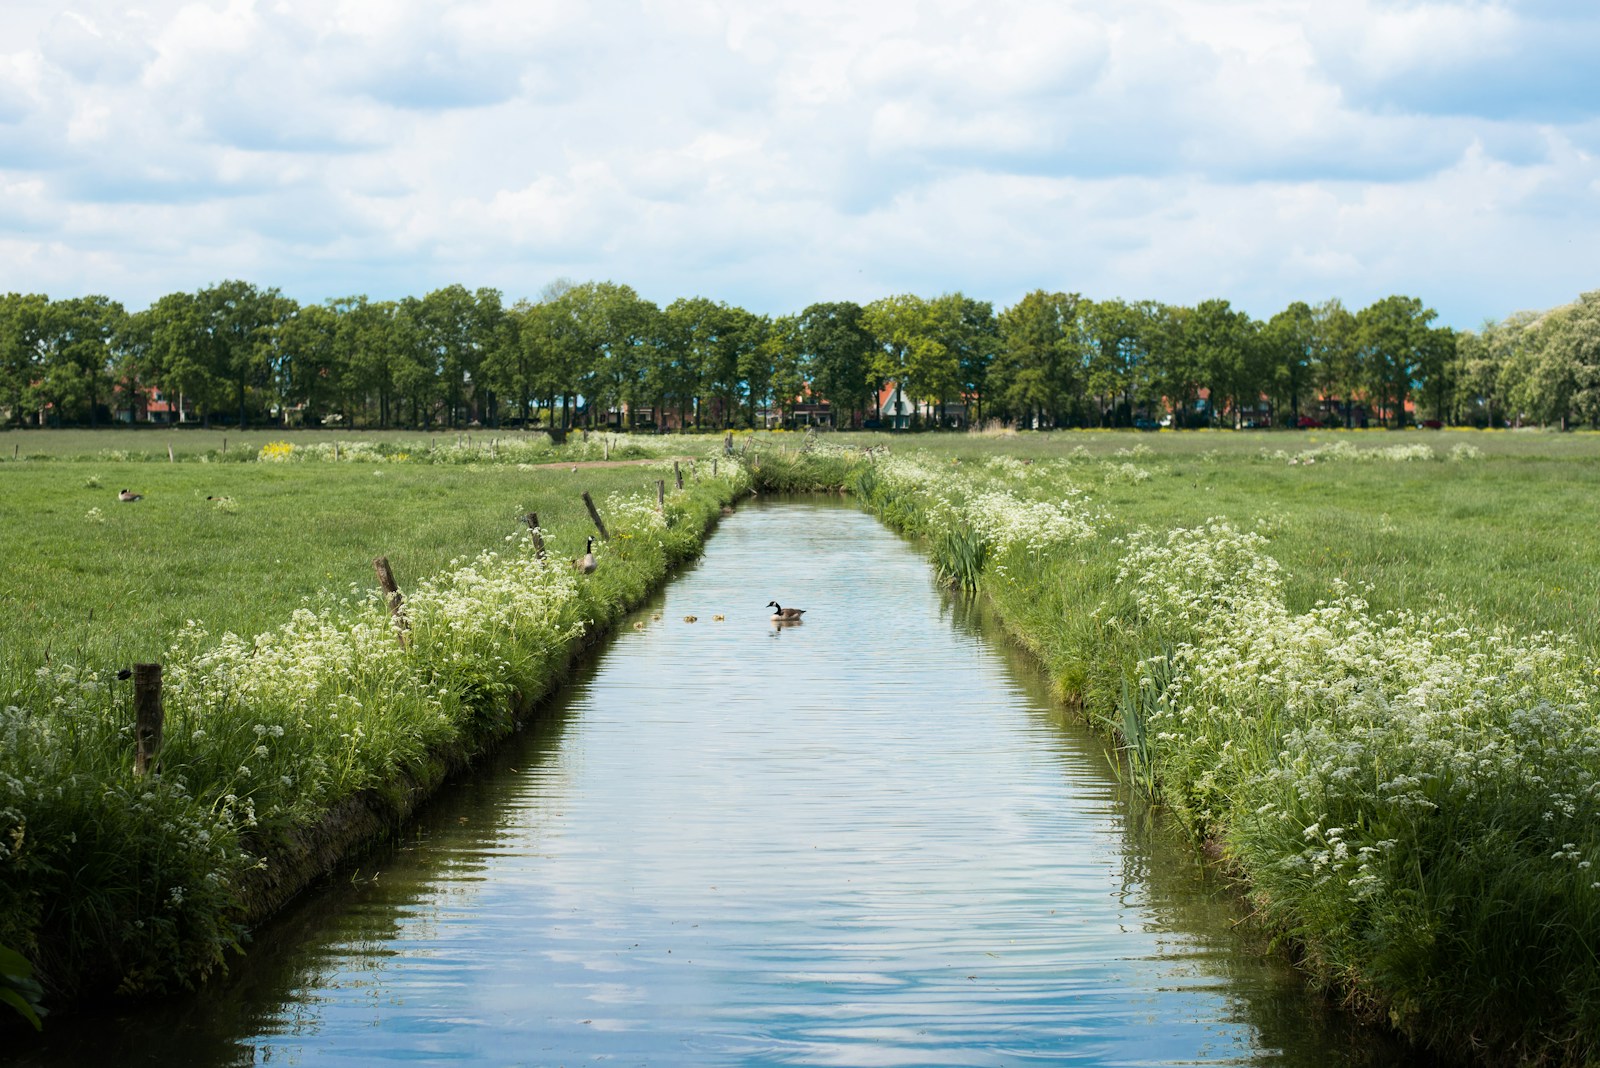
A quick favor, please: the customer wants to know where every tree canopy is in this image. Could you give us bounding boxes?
[5,279,1585,431]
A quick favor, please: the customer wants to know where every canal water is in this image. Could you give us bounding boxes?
[17,500,1417,1067]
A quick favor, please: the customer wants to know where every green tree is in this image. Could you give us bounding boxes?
[145,291,224,425]
[1084,299,1153,427]
[269,301,338,425]
[1415,325,1458,425]
[1186,299,1261,428]
[1517,295,1600,430]
[327,297,404,427]
[993,290,1086,428]
[22,296,124,425]
[548,282,655,428]
[1355,295,1437,427]
[196,280,294,428]
[1555,292,1600,428]
[1310,299,1358,426]
[490,300,552,428]
[0,294,50,425]
[863,294,935,426]
[1265,301,1316,424]
[1139,302,1199,428]
[797,301,874,426]
[415,284,497,428]
[923,293,993,428]
[663,296,753,428]
[763,314,807,426]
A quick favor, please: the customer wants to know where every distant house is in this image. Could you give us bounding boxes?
[878,383,915,429]
[874,383,967,429]
[115,386,194,425]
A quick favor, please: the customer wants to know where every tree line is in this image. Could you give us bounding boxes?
[2,278,1596,431]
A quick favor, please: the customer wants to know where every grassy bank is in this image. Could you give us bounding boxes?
[0,439,749,1008]
[757,434,1600,1067]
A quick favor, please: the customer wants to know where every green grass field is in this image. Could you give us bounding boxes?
[5,426,1597,668]
[853,427,1600,651]
[0,453,711,674]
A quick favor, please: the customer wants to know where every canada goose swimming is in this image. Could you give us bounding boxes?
[767,601,805,622]
[118,489,142,502]
[576,536,597,574]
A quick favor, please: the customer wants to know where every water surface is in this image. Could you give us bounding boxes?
[18,500,1416,1066]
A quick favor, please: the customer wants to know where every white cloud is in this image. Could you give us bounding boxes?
[0,0,1596,326]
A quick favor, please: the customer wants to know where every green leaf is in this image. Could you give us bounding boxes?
[0,943,34,978]
[0,986,44,1031]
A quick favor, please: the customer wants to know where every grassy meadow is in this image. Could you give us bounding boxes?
[0,455,706,674]
[4,425,1599,1064]
[892,427,1600,649]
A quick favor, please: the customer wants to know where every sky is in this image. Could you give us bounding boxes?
[1,0,1597,329]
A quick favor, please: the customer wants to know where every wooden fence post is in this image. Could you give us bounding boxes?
[523,512,546,558]
[372,556,410,646]
[724,431,733,455]
[674,460,683,490]
[581,491,610,541]
[656,479,666,511]
[133,663,163,777]
[712,458,717,477]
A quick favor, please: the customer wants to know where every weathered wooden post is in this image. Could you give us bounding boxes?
[656,479,666,511]
[168,442,174,462]
[133,663,163,777]
[333,442,339,462]
[674,461,683,490]
[724,431,733,454]
[13,443,19,461]
[523,512,546,559]
[712,458,718,477]
[581,491,610,541]
[603,437,611,461]
[752,451,760,471]
[372,557,409,647]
